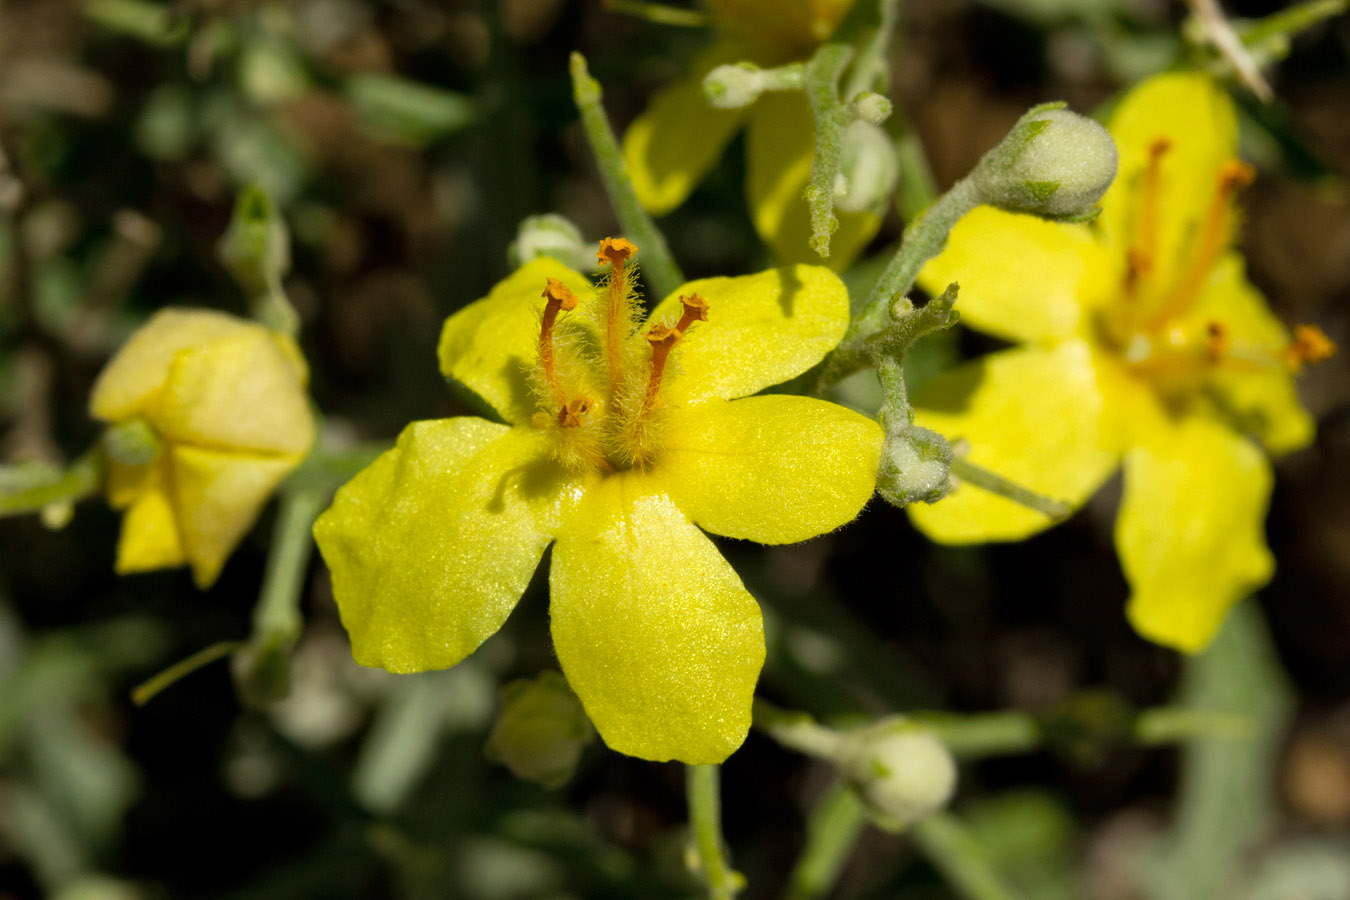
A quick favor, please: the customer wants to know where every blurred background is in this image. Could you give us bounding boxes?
[1,1,1348,898]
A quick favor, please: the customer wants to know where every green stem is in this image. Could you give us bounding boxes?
[840,0,901,101]
[0,451,103,518]
[947,457,1072,523]
[914,711,1041,759]
[130,640,243,706]
[602,0,710,27]
[753,699,845,760]
[802,43,855,259]
[911,812,1022,900]
[783,781,868,900]
[1135,707,1252,745]
[569,52,683,299]
[687,764,740,900]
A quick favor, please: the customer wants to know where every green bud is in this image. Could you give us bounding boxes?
[833,120,900,214]
[102,417,161,466]
[852,92,893,126]
[876,425,952,507]
[508,213,593,272]
[702,62,765,109]
[485,671,593,789]
[838,721,957,832]
[973,103,1117,221]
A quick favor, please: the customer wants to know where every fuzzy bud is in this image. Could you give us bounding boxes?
[838,721,957,831]
[852,92,893,126]
[702,63,765,109]
[876,425,952,507]
[484,671,593,789]
[833,120,900,214]
[509,213,593,272]
[973,103,1118,221]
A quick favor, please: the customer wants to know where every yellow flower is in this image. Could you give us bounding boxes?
[313,240,882,764]
[906,73,1334,653]
[622,0,879,268]
[90,309,315,588]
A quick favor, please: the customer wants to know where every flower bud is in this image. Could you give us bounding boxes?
[833,120,900,214]
[485,671,593,789]
[973,103,1118,221]
[838,721,957,831]
[876,425,952,507]
[702,63,765,109]
[852,92,893,126]
[509,213,593,272]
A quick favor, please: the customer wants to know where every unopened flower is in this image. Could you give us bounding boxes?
[91,309,314,587]
[908,73,1334,652]
[314,240,882,764]
[622,0,881,268]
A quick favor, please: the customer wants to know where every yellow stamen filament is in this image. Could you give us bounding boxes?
[1125,138,1171,298]
[539,278,579,407]
[1283,324,1337,372]
[597,236,637,396]
[1147,159,1255,330]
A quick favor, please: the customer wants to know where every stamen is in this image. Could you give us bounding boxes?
[641,322,683,414]
[539,278,580,407]
[1147,159,1256,330]
[597,237,638,397]
[1124,138,1171,298]
[673,293,709,334]
[1205,321,1230,362]
[557,397,592,427]
[1283,324,1337,372]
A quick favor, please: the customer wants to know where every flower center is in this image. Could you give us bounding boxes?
[531,239,708,472]
[1101,141,1334,388]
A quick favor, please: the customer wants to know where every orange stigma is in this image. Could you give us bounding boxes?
[1283,324,1337,372]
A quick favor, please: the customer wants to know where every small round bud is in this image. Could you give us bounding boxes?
[833,120,900,214]
[974,104,1118,221]
[484,671,592,789]
[702,63,765,109]
[852,92,893,126]
[876,425,952,507]
[509,214,592,272]
[838,722,957,831]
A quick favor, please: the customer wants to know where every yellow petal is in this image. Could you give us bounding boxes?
[706,0,853,54]
[170,445,301,588]
[437,259,594,425]
[918,206,1106,344]
[114,461,185,574]
[1100,73,1238,287]
[1117,412,1274,653]
[107,458,154,510]
[659,395,881,543]
[908,341,1123,542]
[90,308,263,422]
[1185,253,1314,455]
[313,418,589,674]
[154,329,314,455]
[746,91,880,269]
[622,42,751,216]
[549,471,764,764]
[649,264,848,404]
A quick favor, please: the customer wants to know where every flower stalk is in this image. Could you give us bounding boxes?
[687,764,743,900]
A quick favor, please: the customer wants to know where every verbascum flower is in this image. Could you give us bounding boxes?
[906,73,1334,653]
[313,239,882,764]
[91,309,315,588]
[622,0,879,268]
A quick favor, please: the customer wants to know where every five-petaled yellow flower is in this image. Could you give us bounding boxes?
[91,309,315,588]
[313,239,883,764]
[623,0,878,268]
[907,73,1334,653]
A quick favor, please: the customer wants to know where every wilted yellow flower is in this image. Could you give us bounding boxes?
[906,73,1333,652]
[622,0,879,268]
[91,309,314,587]
[314,241,882,764]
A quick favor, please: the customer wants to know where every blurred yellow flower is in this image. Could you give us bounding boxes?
[314,240,882,764]
[91,309,315,588]
[907,73,1333,653]
[622,0,879,268]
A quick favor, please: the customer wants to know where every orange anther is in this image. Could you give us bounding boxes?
[677,294,709,326]
[1283,324,1337,372]
[597,237,637,268]
[645,322,681,344]
[542,277,579,311]
[557,397,592,428]
[1205,320,1230,362]
[1218,160,1256,192]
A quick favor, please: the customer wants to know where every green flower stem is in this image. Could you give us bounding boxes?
[1134,707,1252,745]
[1184,0,1273,101]
[893,108,939,223]
[913,711,1042,759]
[569,52,683,299]
[1238,0,1347,48]
[602,0,710,27]
[946,457,1072,523]
[911,812,1022,900]
[0,451,103,518]
[753,699,846,760]
[839,0,901,102]
[686,764,741,900]
[802,43,856,259]
[130,641,243,706]
[783,781,868,900]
